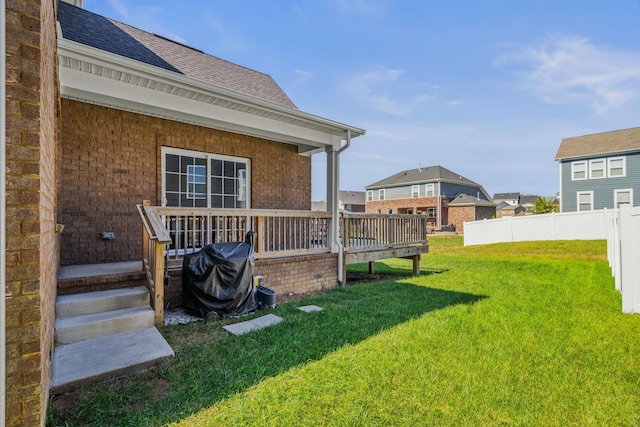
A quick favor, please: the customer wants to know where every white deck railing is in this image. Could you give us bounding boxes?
[342,213,429,251]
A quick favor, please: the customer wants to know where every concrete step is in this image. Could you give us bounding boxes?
[56,286,150,318]
[55,306,155,345]
[51,327,174,393]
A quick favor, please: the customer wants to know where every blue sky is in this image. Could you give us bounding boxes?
[85,0,640,201]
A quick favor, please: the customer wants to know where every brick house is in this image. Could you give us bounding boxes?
[365,165,495,233]
[3,0,365,424]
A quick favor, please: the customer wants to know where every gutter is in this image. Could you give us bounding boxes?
[335,130,352,285]
[1,2,7,422]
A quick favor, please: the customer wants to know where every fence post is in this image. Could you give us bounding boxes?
[620,205,640,313]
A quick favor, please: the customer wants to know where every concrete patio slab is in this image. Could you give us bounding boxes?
[298,305,324,313]
[223,313,283,336]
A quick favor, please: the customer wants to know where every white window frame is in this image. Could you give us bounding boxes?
[577,191,594,212]
[162,146,251,208]
[614,188,633,208]
[411,185,419,198]
[608,157,626,178]
[588,159,605,179]
[571,161,587,181]
[427,208,437,218]
[426,183,435,197]
[379,189,385,200]
[366,190,373,201]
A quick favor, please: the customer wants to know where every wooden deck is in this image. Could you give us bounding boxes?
[137,206,430,325]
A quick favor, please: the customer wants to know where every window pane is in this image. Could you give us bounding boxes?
[211,159,223,177]
[166,154,180,173]
[223,161,235,177]
[211,195,223,208]
[166,173,179,192]
[210,177,223,194]
[224,195,235,208]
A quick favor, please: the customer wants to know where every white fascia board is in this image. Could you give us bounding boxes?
[57,39,363,153]
[60,68,342,152]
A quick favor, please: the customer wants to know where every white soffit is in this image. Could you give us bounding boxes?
[57,39,364,154]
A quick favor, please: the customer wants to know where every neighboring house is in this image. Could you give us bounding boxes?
[493,192,520,206]
[447,194,497,233]
[313,191,366,213]
[519,194,540,213]
[4,1,365,424]
[365,165,495,233]
[556,128,640,212]
[497,204,527,218]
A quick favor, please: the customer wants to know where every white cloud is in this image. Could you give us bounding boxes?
[498,34,640,115]
[342,66,434,116]
[293,69,313,86]
[105,0,129,18]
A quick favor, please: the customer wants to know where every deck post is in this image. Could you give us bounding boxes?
[368,261,375,274]
[153,241,165,326]
[412,254,420,276]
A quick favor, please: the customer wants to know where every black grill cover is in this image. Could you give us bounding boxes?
[182,237,258,318]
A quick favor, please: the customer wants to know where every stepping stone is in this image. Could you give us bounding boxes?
[223,314,283,336]
[298,305,323,313]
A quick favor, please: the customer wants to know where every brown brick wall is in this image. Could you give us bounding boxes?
[447,206,495,234]
[366,197,450,226]
[164,253,338,308]
[58,100,311,266]
[5,0,58,425]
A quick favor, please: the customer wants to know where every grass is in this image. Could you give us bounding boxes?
[47,237,640,426]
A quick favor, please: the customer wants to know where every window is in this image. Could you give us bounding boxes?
[366,190,373,201]
[572,161,587,180]
[412,185,419,198]
[577,191,593,211]
[427,208,437,218]
[589,159,605,179]
[426,183,435,197]
[615,189,633,208]
[379,189,385,200]
[376,209,382,214]
[387,208,393,214]
[163,147,249,208]
[608,157,626,177]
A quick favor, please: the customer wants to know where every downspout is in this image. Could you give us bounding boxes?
[335,130,351,285]
[1,1,7,421]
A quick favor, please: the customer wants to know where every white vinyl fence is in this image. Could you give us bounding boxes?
[464,208,640,314]
[607,206,640,314]
[464,210,608,246]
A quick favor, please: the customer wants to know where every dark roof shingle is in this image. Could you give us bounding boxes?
[57,2,298,109]
[366,165,479,189]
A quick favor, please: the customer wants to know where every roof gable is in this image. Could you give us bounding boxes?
[493,192,520,200]
[339,191,366,205]
[366,165,479,189]
[57,2,297,109]
[556,127,640,160]
[447,193,496,207]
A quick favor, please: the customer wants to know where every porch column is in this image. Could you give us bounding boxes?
[326,147,340,253]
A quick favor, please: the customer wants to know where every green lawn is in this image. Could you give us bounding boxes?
[48,237,640,426]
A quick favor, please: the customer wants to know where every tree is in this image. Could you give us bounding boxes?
[533,197,558,214]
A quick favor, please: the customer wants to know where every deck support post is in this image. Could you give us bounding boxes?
[368,261,375,274]
[412,254,420,276]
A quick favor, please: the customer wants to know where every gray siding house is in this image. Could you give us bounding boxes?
[556,128,640,212]
[365,165,494,233]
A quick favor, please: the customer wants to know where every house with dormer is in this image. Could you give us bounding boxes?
[365,165,495,233]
